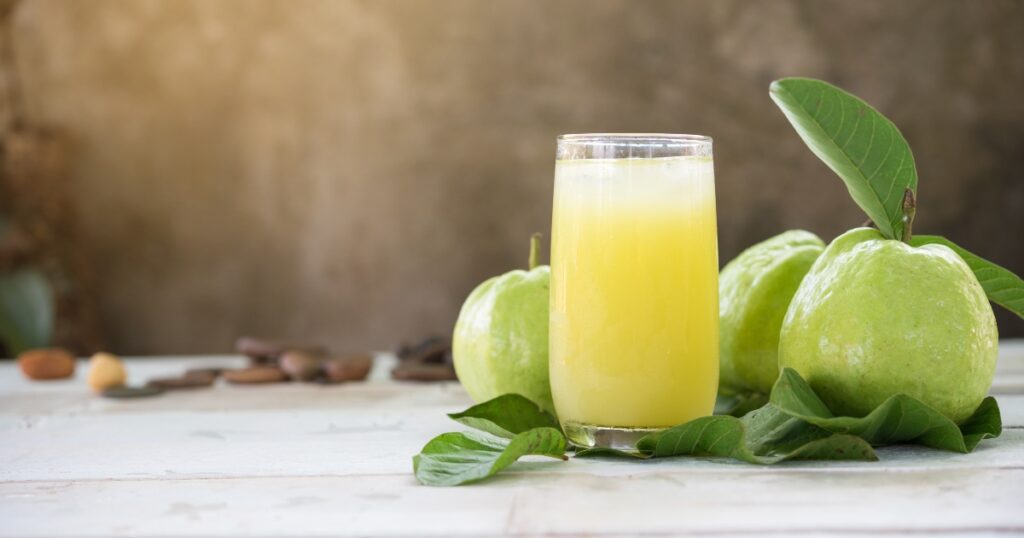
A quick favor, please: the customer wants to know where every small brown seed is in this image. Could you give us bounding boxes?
[235,336,328,364]
[88,352,127,392]
[397,336,450,364]
[102,385,164,399]
[436,348,454,367]
[184,368,223,380]
[322,354,374,383]
[18,348,76,380]
[279,350,322,381]
[223,366,288,384]
[146,374,215,390]
[391,362,457,382]
[235,336,285,360]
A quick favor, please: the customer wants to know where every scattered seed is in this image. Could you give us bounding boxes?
[223,366,289,384]
[323,354,374,383]
[235,336,327,365]
[391,362,458,382]
[88,352,127,393]
[146,375,215,390]
[397,336,450,364]
[393,336,456,381]
[18,348,76,380]
[184,368,223,380]
[101,385,164,399]
[279,350,322,381]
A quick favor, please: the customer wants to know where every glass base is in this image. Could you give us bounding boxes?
[562,421,663,451]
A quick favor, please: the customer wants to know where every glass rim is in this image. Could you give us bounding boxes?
[556,133,712,146]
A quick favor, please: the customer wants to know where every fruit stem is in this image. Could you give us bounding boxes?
[528,233,542,270]
[901,188,916,243]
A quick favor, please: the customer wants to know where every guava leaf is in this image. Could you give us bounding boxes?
[770,78,917,241]
[635,405,877,464]
[910,235,1024,320]
[958,397,1003,452]
[413,427,567,486]
[715,391,769,417]
[0,268,55,356]
[770,368,1001,453]
[583,369,999,464]
[414,374,1000,486]
[448,394,560,438]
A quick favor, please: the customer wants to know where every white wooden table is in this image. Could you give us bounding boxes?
[2,343,1023,537]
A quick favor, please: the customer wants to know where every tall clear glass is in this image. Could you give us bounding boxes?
[550,134,719,449]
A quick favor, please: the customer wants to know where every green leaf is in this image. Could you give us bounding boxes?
[770,77,917,240]
[958,397,1003,452]
[715,391,769,417]
[413,427,567,486]
[414,373,1000,485]
[635,405,877,464]
[0,268,55,356]
[741,402,835,455]
[770,368,1001,453]
[447,394,560,438]
[910,235,1024,319]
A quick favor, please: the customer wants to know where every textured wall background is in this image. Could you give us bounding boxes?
[8,0,1024,353]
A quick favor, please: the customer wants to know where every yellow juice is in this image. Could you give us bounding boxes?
[550,155,719,433]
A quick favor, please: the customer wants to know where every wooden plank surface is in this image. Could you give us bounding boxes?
[1,342,1023,537]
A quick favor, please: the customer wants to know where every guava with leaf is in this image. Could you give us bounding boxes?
[778,227,998,423]
[719,230,824,395]
[452,234,553,413]
[770,77,1021,424]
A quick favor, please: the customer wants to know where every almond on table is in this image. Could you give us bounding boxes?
[87,352,126,392]
[18,348,75,380]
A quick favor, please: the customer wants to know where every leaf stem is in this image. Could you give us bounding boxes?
[901,189,916,243]
[528,233,541,270]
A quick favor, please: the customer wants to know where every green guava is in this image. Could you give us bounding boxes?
[719,230,825,395]
[778,227,998,424]
[452,234,553,413]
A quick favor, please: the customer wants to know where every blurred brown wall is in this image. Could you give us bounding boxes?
[8,0,1024,353]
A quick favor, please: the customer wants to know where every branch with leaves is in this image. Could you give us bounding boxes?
[770,77,1023,320]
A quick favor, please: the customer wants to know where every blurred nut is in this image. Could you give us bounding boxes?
[184,368,223,380]
[102,386,163,399]
[18,348,75,380]
[322,354,374,383]
[87,352,127,392]
[391,362,457,382]
[235,336,327,364]
[146,374,214,390]
[279,350,322,381]
[392,335,454,381]
[223,366,288,384]
[397,336,450,364]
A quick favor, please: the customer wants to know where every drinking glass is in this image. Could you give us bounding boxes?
[549,133,719,449]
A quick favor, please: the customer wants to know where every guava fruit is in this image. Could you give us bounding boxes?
[452,234,553,413]
[719,230,825,394]
[778,227,998,424]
